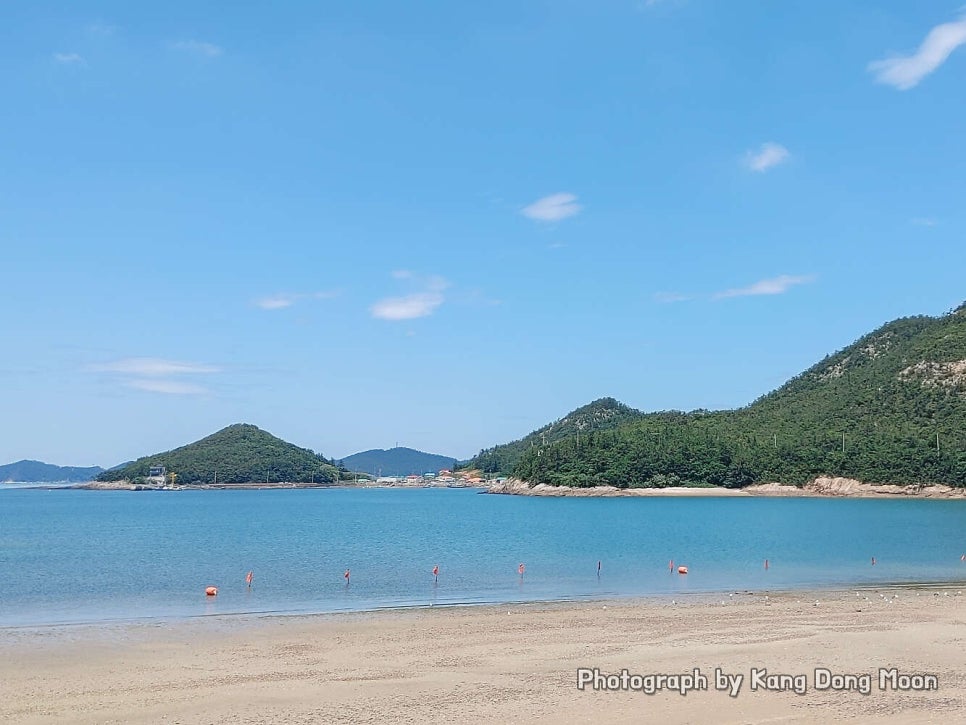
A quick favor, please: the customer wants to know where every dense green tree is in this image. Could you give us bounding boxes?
[478,303,966,488]
[97,424,338,484]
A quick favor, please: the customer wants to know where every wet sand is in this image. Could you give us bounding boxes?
[3,587,965,724]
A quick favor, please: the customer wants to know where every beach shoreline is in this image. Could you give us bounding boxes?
[3,586,964,724]
[48,475,966,498]
[486,476,966,499]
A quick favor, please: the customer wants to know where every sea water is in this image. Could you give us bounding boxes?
[1,487,965,627]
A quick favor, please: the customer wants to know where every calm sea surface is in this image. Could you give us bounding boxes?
[2,487,966,627]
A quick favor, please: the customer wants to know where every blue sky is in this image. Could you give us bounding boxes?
[2,1,966,466]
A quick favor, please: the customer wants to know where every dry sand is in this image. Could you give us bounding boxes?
[3,588,965,724]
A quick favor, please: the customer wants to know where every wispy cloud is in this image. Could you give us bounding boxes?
[124,379,209,395]
[745,143,790,173]
[89,357,219,395]
[714,274,814,299]
[254,290,339,311]
[371,274,448,321]
[90,358,220,376]
[911,217,939,227]
[653,292,691,303]
[86,22,116,37]
[172,40,224,57]
[391,270,413,280]
[53,53,85,65]
[255,295,296,310]
[521,193,582,222]
[371,292,444,320]
[869,13,966,90]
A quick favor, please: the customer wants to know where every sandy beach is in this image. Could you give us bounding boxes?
[3,587,965,724]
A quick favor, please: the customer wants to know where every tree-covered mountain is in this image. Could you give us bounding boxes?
[97,424,338,485]
[340,447,457,477]
[0,460,103,483]
[470,397,645,473]
[482,302,966,488]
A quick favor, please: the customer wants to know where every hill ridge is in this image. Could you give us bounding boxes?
[340,447,457,477]
[0,460,104,483]
[97,423,338,485]
[473,301,966,488]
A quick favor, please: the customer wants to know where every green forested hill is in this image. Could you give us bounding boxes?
[340,447,457,477]
[97,424,338,485]
[470,398,644,474]
[486,303,966,488]
[0,460,103,483]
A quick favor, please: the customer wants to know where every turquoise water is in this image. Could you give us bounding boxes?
[2,487,966,627]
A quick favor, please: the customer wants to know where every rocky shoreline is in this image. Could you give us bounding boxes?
[77,479,475,491]
[486,476,966,499]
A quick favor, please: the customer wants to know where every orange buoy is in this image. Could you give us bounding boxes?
[205,586,218,596]
[677,566,688,575]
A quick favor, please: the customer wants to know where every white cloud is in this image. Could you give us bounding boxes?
[254,290,339,310]
[521,193,582,222]
[715,275,814,299]
[911,217,939,227]
[256,295,296,310]
[371,292,444,320]
[371,274,448,321]
[654,292,691,303]
[124,379,209,395]
[91,358,220,376]
[53,53,85,65]
[90,358,219,396]
[391,269,413,280]
[86,22,116,36]
[869,14,966,90]
[172,40,224,57]
[745,143,790,173]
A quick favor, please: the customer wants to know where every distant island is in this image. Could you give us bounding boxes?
[94,424,339,487]
[339,447,458,477]
[0,460,103,483]
[19,299,966,495]
[469,300,966,490]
